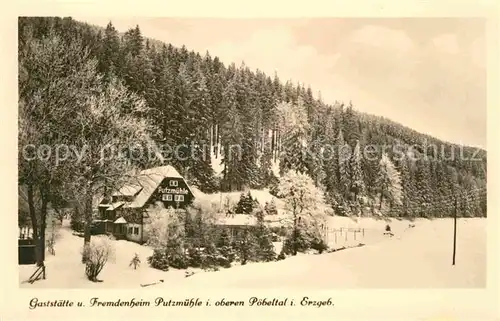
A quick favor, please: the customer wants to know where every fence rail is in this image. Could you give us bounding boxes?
[322,227,368,248]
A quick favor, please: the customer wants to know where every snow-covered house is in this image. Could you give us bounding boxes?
[214,214,259,240]
[214,214,285,240]
[95,165,195,243]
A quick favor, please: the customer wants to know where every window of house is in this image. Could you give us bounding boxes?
[133,227,139,235]
[174,195,184,202]
[169,180,178,187]
[128,227,133,234]
[162,194,173,201]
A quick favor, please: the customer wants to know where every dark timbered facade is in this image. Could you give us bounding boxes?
[94,165,194,243]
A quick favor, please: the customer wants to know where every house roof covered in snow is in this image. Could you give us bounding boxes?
[111,165,192,209]
[113,184,143,197]
[106,201,125,211]
[214,214,289,227]
[216,214,258,226]
[114,217,127,224]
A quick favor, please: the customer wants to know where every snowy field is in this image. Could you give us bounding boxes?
[19,217,486,289]
[181,218,486,289]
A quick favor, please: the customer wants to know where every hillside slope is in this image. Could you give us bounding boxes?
[18,17,487,219]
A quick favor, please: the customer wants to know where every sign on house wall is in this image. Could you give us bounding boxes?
[151,178,194,209]
[158,187,189,195]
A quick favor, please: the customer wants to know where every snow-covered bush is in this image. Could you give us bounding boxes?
[310,236,328,254]
[282,229,312,254]
[148,249,169,271]
[186,228,235,270]
[264,198,278,215]
[165,239,189,269]
[186,245,231,271]
[282,225,328,255]
[202,243,232,270]
[83,237,115,282]
[186,246,203,268]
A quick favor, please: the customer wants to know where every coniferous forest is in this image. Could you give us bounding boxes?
[18,17,487,220]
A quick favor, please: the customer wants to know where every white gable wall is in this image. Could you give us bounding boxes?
[126,223,143,243]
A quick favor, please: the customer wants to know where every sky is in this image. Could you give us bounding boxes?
[76,17,487,148]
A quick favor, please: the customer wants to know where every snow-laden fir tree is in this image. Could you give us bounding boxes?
[264,198,278,215]
[415,157,433,217]
[235,228,258,265]
[235,191,256,214]
[322,110,338,193]
[336,129,350,201]
[182,60,217,191]
[253,206,277,262]
[395,154,414,217]
[277,99,310,175]
[258,141,275,187]
[220,73,245,191]
[376,153,403,211]
[304,138,326,188]
[99,22,120,83]
[342,103,359,146]
[349,140,365,204]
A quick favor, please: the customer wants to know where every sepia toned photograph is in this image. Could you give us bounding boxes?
[17,16,487,292]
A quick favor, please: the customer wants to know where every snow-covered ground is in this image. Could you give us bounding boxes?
[19,217,486,289]
[179,218,486,289]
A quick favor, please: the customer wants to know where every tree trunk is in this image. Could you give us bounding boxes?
[27,183,41,266]
[38,188,48,267]
[379,192,383,211]
[82,191,93,263]
[292,209,298,256]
